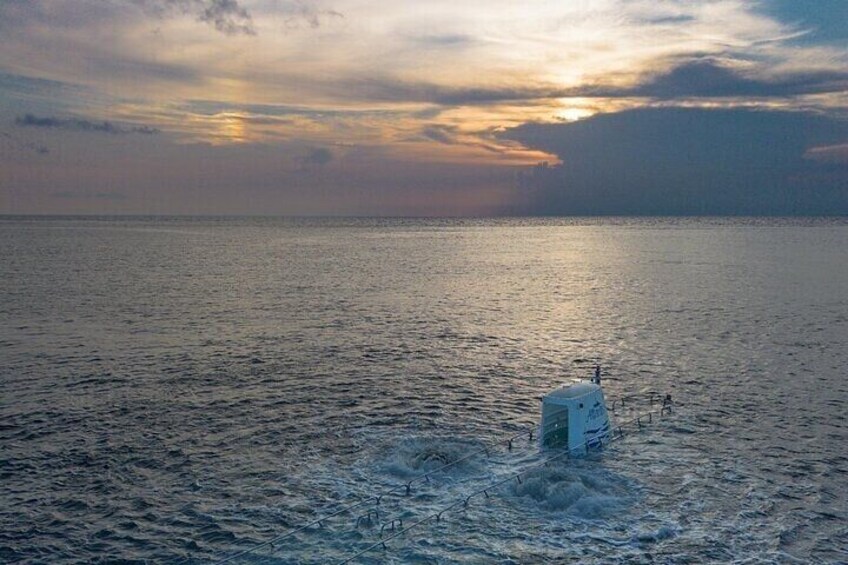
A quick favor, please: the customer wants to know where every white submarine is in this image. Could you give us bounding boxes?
[214,365,675,564]
[540,365,611,452]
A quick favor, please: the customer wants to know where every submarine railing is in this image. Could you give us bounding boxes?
[207,394,672,564]
[608,391,667,412]
[207,428,534,564]
[335,404,673,565]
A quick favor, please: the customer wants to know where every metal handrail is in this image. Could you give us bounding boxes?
[336,403,673,564]
[210,401,673,564]
[209,427,534,564]
[608,391,666,411]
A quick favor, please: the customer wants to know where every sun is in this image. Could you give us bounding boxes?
[555,107,595,122]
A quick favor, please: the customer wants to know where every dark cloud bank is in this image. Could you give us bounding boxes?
[626,59,848,99]
[506,108,848,215]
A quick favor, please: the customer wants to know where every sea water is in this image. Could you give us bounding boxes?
[1,216,846,563]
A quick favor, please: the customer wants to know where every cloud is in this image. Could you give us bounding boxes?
[805,143,848,164]
[303,77,571,106]
[51,191,128,200]
[180,99,400,119]
[199,0,255,35]
[282,1,343,30]
[83,54,199,84]
[505,107,848,215]
[3,1,848,216]
[299,58,848,108]
[415,124,519,155]
[130,0,256,35]
[4,1,847,120]
[300,146,333,167]
[0,130,50,154]
[626,59,848,98]
[421,125,458,145]
[15,113,160,134]
[378,60,848,106]
[407,33,475,47]
[758,0,848,45]
[0,71,85,101]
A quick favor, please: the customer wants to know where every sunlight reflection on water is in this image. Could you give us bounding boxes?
[1,216,847,563]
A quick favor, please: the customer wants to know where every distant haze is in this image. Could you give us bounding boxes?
[1,1,846,215]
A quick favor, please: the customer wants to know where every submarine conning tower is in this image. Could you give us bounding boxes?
[540,374,611,452]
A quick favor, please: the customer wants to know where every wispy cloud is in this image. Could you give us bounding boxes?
[15,114,160,135]
[2,1,848,215]
[299,146,333,169]
[3,1,847,118]
[130,0,256,35]
[805,143,848,164]
[51,190,128,200]
[420,125,457,145]
[0,130,50,155]
[281,1,343,30]
[0,72,83,100]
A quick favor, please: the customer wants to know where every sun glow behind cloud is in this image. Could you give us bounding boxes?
[4,1,845,140]
[0,0,846,214]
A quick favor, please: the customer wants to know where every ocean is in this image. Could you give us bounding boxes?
[1,216,847,564]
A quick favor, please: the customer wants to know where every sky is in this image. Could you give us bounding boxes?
[0,0,846,216]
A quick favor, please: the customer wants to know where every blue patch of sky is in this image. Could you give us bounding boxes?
[763,0,848,44]
[0,72,105,118]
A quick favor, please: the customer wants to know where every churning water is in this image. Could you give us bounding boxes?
[1,216,847,564]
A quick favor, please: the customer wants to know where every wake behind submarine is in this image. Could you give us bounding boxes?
[212,365,674,564]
